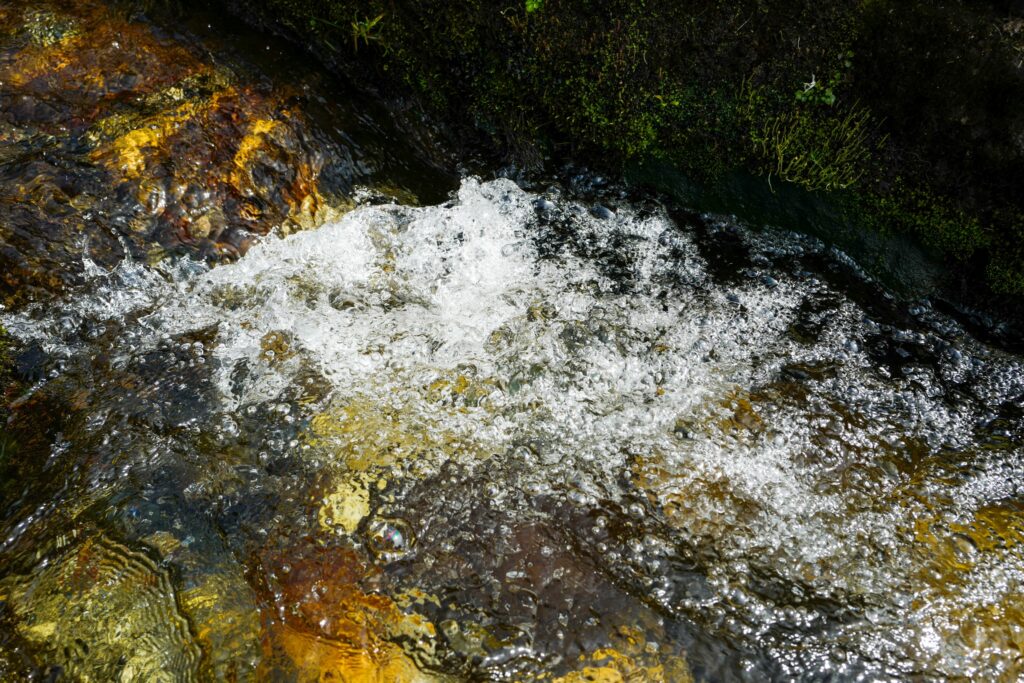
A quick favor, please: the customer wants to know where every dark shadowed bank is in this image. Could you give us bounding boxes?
[189,0,1023,308]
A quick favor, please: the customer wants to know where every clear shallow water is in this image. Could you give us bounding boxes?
[2,177,1023,680]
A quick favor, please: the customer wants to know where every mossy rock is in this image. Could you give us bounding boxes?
[200,0,1024,296]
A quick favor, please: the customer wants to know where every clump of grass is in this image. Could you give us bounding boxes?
[350,13,384,53]
[306,12,385,54]
[750,104,874,193]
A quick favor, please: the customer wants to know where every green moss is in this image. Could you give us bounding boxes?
[986,217,1024,295]
[871,185,990,258]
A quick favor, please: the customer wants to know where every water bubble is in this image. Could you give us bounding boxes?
[510,445,532,462]
[216,415,239,439]
[365,517,414,561]
[568,490,589,506]
[501,241,523,257]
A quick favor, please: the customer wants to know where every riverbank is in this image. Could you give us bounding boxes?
[203,0,1024,301]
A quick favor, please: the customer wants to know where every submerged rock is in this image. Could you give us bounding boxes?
[542,646,693,683]
[256,541,449,681]
[318,470,375,535]
[0,0,383,308]
[2,130,1023,680]
[0,532,201,682]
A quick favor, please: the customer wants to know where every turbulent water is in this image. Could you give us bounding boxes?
[3,178,1024,680]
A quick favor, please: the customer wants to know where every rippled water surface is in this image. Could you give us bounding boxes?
[2,3,1024,682]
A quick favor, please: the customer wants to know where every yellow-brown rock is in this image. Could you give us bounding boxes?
[0,0,342,307]
[318,471,375,535]
[305,396,492,471]
[256,542,448,682]
[526,646,693,683]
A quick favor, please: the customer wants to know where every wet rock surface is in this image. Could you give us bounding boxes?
[1,530,202,682]
[0,0,454,309]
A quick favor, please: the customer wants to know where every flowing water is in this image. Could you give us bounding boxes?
[2,3,1024,683]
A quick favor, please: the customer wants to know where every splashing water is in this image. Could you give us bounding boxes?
[2,178,1023,680]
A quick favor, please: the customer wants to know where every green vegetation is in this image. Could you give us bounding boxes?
[864,182,990,258]
[0,325,9,373]
[349,12,383,53]
[213,0,1024,295]
[750,106,872,193]
[985,214,1024,294]
[744,79,875,194]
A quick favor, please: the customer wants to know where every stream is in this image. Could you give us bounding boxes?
[1,2,1024,682]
